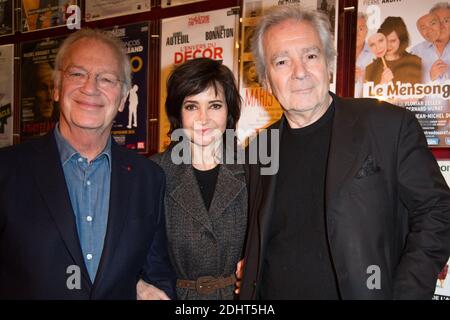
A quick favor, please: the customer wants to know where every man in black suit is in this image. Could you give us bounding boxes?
[238,6,450,299]
[0,28,176,299]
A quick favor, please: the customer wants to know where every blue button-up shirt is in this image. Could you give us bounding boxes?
[54,126,111,283]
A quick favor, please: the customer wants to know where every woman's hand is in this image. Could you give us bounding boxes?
[380,66,394,84]
[234,259,244,295]
[136,279,171,300]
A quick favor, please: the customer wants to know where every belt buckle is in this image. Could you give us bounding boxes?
[196,276,218,295]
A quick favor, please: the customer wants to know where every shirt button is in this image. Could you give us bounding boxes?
[86,216,93,222]
[86,180,91,186]
[86,254,93,260]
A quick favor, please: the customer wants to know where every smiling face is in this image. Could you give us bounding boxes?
[181,85,228,148]
[54,38,127,137]
[262,19,331,117]
[417,13,441,43]
[356,16,369,48]
[385,31,400,59]
[433,7,450,43]
[368,32,387,58]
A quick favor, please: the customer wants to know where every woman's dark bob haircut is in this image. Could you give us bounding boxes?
[165,58,241,136]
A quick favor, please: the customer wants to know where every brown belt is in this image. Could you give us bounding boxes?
[176,274,236,295]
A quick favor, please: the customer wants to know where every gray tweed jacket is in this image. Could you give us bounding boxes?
[150,149,247,300]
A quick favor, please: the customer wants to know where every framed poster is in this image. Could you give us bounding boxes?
[105,22,149,153]
[0,0,13,36]
[159,8,239,151]
[0,44,13,148]
[86,0,150,22]
[238,0,338,145]
[434,160,450,300]
[161,0,207,8]
[20,36,65,141]
[356,0,450,147]
[21,0,78,32]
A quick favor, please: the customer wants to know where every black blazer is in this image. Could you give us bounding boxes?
[240,93,450,300]
[0,132,176,299]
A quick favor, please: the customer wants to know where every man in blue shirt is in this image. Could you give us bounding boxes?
[0,28,176,299]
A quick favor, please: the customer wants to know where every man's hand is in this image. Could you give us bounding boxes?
[430,59,448,81]
[136,279,171,300]
[234,259,244,295]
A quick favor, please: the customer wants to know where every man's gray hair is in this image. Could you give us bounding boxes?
[53,28,131,96]
[430,2,450,13]
[358,11,368,21]
[251,5,336,87]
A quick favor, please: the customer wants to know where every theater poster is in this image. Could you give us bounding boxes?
[20,36,64,141]
[85,0,150,22]
[161,0,207,8]
[21,0,78,32]
[159,8,239,151]
[238,0,338,145]
[0,0,13,36]
[104,22,149,153]
[0,44,13,148]
[434,160,450,300]
[356,0,450,147]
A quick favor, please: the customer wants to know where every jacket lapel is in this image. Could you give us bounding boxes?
[169,162,214,234]
[326,94,365,207]
[208,164,246,221]
[92,141,133,290]
[254,118,284,279]
[32,133,91,287]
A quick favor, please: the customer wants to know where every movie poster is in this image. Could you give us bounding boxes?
[86,0,150,22]
[159,8,239,151]
[0,0,13,36]
[161,0,207,8]
[0,44,13,148]
[21,0,78,32]
[356,0,450,147]
[20,37,64,141]
[434,160,450,300]
[104,22,149,153]
[238,0,338,145]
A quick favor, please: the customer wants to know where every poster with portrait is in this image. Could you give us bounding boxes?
[356,0,450,147]
[0,44,13,148]
[21,0,78,32]
[0,0,13,36]
[161,0,207,8]
[104,22,149,153]
[85,0,150,22]
[238,0,338,145]
[434,160,450,300]
[20,36,64,141]
[159,8,239,151]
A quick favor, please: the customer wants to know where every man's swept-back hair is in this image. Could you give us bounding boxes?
[251,5,336,87]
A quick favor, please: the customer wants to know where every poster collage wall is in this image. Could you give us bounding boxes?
[356,0,450,147]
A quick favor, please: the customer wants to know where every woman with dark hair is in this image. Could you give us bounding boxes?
[149,58,247,300]
[365,16,422,86]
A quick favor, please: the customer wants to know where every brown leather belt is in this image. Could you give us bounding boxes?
[176,274,236,295]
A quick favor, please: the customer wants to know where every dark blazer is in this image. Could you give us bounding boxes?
[151,147,247,300]
[0,132,176,299]
[240,93,450,300]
